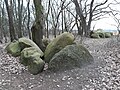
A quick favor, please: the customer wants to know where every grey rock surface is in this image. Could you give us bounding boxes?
[49,44,94,71]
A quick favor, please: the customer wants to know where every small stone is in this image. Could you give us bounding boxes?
[116,54,120,58]
[66,85,69,87]
[76,77,80,80]
[85,85,90,88]
[28,85,34,89]
[68,77,73,80]
[67,82,70,85]
[62,76,67,81]
[57,85,60,87]
[48,75,51,78]
[53,79,57,82]
[1,74,4,76]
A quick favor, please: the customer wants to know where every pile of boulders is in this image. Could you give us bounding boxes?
[5,32,94,75]
[90,31,112,38]
[5,37,44,75]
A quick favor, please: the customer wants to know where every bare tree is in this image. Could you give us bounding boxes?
[72,0,109,37]
[17,0,23,38]
[108,1,120,40]
[45,0,51,38]
[4,0,17,41]
[27,0,32,39]
[61,1,74,33]
[50,0,71,37]
[51,0,67,37]
[1,3,8,43]
[0,0,3,43]
[31,0,44,51]
[0,7,3,43]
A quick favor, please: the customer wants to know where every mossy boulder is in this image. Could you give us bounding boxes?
[42,38,51,51]
[110,32,113,36]
[28,57,45,75]
[91,33,100,38]
[49,44,94,71]
[18,37,42,51]
[5,40,21,57]
[44,32,75,63]
[97,32,105,38]
[42,38,50,47]
[5,37,43,57]
[105,32,112,38]
[91,31,106,38]
[20,47,43,66]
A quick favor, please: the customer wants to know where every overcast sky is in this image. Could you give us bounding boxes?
[91,0,120,30]
[91,16,117,30]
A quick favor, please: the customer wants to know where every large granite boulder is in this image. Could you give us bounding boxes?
[5,40,21,57]
[28,57,45,75]
[91,33,100,38]
[20,47,43,66]
[44,32,75,63]
[5,37,43,57]
[18,37,42,53]
[90,30,112,38]
[42,38,51,47]
[105,32,112,38]
[49,44,94,71]
[42,38,51,52]
[97,32,105,38]
[20,47,45,75]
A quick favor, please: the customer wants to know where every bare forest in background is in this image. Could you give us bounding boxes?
[0,0,120,45]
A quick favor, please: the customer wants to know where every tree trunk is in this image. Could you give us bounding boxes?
[64,10,68,32]
[4,0,17,41]
[86,0,94,37]
[73,0,87,37]
[18,0,23,38]
[61,9,64,33]
[31,0,44,51]
[27,0,32,39]
[2,4,8,43]
[75,14,83,36]
[46,0,51,38]
[86,25,91,37]
[0,12,3,43]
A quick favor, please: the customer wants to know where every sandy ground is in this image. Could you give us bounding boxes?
[0,37,120,90]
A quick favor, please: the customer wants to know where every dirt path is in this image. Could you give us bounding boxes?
[0,38,120,90]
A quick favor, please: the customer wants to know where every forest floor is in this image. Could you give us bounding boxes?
[0,37,120,90]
